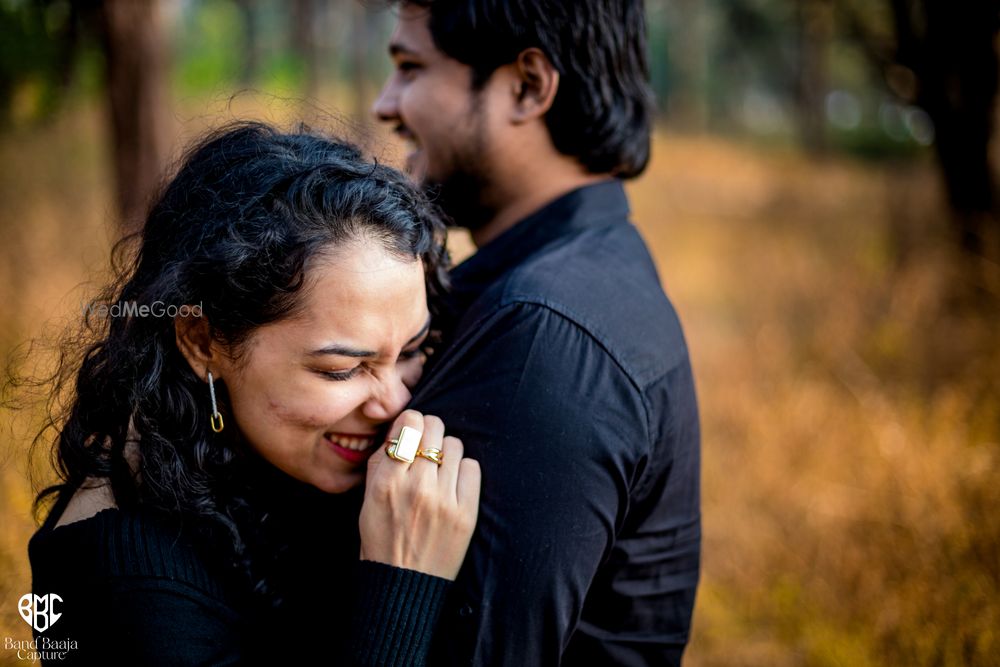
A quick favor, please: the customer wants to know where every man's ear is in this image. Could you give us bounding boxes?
[175,314,227,381]
[509,47,560,124]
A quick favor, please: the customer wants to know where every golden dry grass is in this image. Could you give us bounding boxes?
[1,104,997,666]
[634,135,1000,666]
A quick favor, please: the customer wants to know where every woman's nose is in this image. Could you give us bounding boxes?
[363,371,412,421]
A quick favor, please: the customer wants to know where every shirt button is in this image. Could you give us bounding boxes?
[459,605,474,617]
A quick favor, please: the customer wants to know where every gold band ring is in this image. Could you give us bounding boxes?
[385,425,422,464]
[415,448,444,466]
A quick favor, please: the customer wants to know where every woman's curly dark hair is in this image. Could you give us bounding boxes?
[33,120,449,603]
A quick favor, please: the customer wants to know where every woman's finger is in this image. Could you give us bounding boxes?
[370,409,424,479]
[410,414,445,482]
[456,457,481,512]
[436,435,464,498]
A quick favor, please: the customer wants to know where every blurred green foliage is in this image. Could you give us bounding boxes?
[174,0,245,94]
[0,0,940,160]
[173,0,308,96]
[0,0,73,123]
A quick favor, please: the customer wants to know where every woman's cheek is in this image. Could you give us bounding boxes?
[399,356,425,389]
[313,379,375,420]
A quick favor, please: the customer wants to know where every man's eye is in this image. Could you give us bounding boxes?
[397,61,420,73]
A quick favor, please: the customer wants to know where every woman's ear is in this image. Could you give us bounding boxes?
[509,47,560,124]
[174,314,226,380]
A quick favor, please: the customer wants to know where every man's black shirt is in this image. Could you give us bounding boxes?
[413,180,701,666]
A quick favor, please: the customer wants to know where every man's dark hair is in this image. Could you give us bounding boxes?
[405,0,654,178]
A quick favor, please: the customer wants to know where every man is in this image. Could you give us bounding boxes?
[373,2,700,665]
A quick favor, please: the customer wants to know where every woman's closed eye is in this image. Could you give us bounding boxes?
[316,366,363,382]
[315,347,422,382]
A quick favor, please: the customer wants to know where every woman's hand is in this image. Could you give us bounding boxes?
[359,410,481,580]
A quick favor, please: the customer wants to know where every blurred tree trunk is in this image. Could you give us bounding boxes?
[292,0,320,100]
[889,0,1000,254]
[838,0,1000,256]
[796,0,830,154]
[314,0,335,98]
[351,1,374,126]
[235,0,259,86]
[670,0,708,131]
[98,0,171,231]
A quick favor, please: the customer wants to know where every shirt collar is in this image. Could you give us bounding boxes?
[448,179,630,299]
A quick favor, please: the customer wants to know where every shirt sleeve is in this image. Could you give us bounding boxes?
[412,302,650,666]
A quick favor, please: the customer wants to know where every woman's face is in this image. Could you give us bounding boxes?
[220,237,430,493]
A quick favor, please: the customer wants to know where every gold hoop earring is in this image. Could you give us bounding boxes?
[207,370,225,433]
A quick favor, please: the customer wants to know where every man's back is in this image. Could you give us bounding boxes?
[414,181,700,666]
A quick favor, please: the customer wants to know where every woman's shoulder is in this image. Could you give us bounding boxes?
[51,480,116,529]
[28,490,251,665]
[30,489,235,603]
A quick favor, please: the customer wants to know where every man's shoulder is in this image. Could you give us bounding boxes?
[474,223,690,388]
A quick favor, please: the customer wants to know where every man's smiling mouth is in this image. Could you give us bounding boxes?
[394,124,421,155]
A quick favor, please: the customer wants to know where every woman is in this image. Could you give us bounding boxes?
[27,122,480,665]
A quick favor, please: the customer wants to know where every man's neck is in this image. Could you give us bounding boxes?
[470,171,611,247]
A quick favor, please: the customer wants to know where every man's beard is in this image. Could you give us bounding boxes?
[424,162,494,233]
[421,96,496,233]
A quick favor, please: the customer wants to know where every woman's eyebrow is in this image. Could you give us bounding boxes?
[309,318,431,358]
[308,344,376,358]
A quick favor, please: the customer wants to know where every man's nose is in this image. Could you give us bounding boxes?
[372,79,399,123]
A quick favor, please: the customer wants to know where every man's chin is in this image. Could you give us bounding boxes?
[425,179,493,234]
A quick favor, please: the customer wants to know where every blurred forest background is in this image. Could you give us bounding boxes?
[1,1,998,665]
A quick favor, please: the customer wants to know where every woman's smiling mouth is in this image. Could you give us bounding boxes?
[325,432,380,464]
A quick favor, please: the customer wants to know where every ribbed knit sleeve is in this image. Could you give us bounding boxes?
[349,560,451,667]
[94,509,230,599]
[29,507,246,666]
[31,506,452,665]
